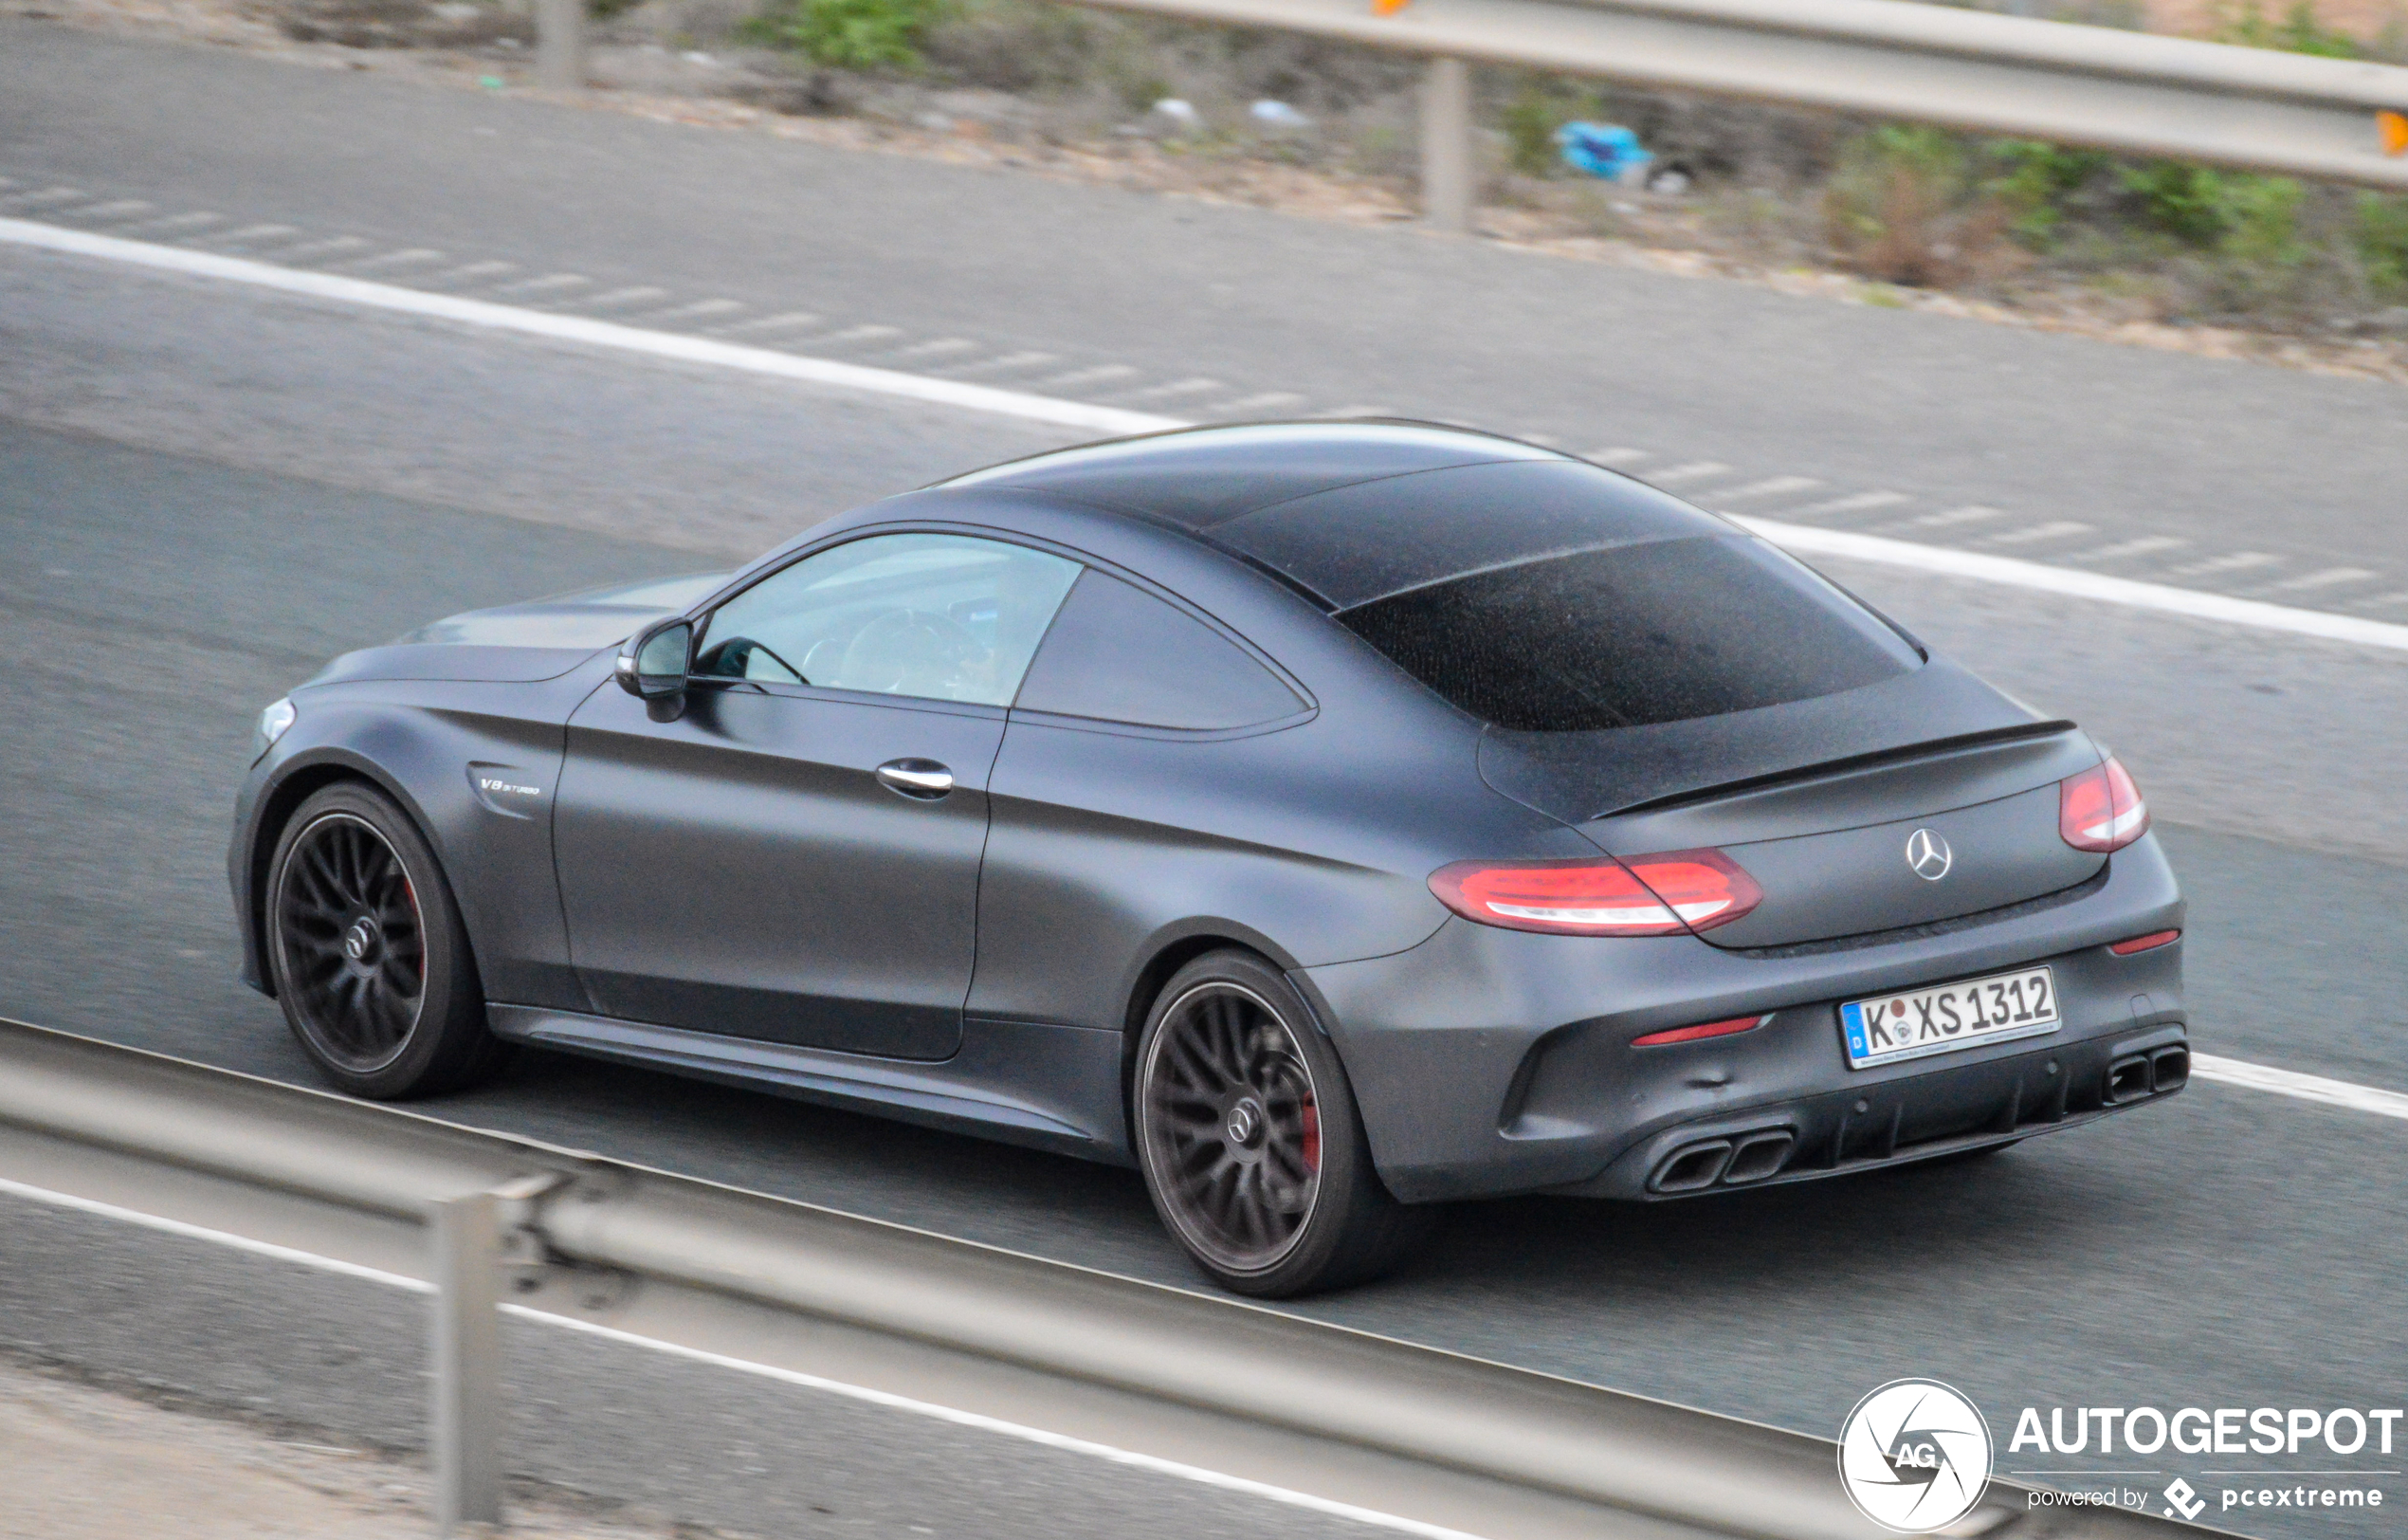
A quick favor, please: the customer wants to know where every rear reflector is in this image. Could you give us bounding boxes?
[1631,1014,1773,1047]
[2109,929,2180,955]
[1429,849,1763,937]
[2060,757,2149,852]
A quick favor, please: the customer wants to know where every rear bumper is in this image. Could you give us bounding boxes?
[1300,835,2185,1203]
[1554,1022,2186,1200]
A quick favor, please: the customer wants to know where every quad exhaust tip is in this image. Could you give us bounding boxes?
[1650,1129,1796,1193]
[2108,1044,2189,1105]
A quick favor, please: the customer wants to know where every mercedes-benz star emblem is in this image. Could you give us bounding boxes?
[1906,828,1953,882]
[1225,1100,1261,1146]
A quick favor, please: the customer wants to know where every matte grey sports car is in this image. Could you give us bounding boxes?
[230,422,2187,1296]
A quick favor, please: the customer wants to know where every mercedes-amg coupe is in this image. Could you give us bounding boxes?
[230,422,2188,1295]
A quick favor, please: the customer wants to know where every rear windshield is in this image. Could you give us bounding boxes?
[1336,535,1922,732]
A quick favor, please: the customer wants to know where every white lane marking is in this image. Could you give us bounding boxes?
[939,349,1057,376]
[1774,489,1909,519]
[1888,504,2005,531]
[1213,391,1310,414]
[486,272,590,298]
[1582,446,1651,466]
[1734,517,2408,653]
[1121,377,1225,402]
[2066,535,2187,562]
[1712,475,1820,503]
[885,338,977,361]
[0,217,1177,436]
[66,200,155,223]
[1643,461,1731,486]
[2268,566,2379,593]
[119,212,223,236]
[1040,363,1141,389]
[331,248,447,273]
[560,285,671,311]
[2165,550,2282,578]
[8,213,2402,651]
[1982,519,2095,546]
[421,259,519,285]
[0,188,87,210]
[0,1175,430,1292]
[203,223,300,246]
[702,309,820,337]
[2190,1054,2408,1122]
[634,298,745,324]
[274,236,374,264]
[1742,520,2408,655]
[0,1174,1492,1540]
[815,323,903,346]
[522,1313,1497,1540]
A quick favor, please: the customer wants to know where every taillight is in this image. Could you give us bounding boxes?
[1429,849,1762,937]
[1631,1014,1772,1048]
[2059,757,2149,852]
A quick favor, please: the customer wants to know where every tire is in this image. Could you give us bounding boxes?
[265,782,509,1099]
[1132,950,1433,1297]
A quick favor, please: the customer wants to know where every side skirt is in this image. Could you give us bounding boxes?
[487,1005,1132,1164]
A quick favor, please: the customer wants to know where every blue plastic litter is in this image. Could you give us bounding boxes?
[1555,121,1653,182]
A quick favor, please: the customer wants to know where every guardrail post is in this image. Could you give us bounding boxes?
[535,0,587,92]
[431,1191,505,1535]
[1420,56,1474,232]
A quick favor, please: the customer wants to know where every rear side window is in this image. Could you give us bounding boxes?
[1013,571,1304,730]
[1337,535,1920,732]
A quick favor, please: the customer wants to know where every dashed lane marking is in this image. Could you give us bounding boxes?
[9,212,2406,651]
[1775,490,1910,519]
[1982,519,2095,546]
[1733,518,2408,653]
[1641,460,1731,486]
[2065,535,2187,563]
[702,310,821,337]
[2268,566,2380,593]
[1712,476,1821,503]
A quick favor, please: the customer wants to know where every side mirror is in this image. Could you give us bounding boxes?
[616,618,693,720]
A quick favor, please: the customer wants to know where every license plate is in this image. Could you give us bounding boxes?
[1840,965,2059,1069]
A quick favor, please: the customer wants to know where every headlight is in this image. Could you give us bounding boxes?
[251,698,297,763]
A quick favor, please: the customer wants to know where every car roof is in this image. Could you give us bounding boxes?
[936,422,1729,611]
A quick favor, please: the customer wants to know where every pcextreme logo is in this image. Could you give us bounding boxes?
[1837,1380,1994,1533]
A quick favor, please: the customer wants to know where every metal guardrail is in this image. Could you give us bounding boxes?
[0,1018,2201,1540]
[529,0,2408,227]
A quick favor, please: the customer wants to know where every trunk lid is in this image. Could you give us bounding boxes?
[1480,664,2107,950]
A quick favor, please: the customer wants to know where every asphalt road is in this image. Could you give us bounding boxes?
[2,28,2405,1539]
[5,17,2408,614]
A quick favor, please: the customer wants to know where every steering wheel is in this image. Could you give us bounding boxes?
[836,608,983,697]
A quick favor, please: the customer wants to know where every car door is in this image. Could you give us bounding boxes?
[554,531,1083,1060]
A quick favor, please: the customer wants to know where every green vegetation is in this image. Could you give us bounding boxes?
[2362,194,2408,300]
[741,0,949,69]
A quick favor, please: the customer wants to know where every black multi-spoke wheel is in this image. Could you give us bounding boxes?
[1140,981,1323,1273]
[1134,951,1433,1297]
[274,813,424,1072]
[266,783,506,1099]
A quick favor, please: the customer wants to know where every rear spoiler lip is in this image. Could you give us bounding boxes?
[1584,719,2085,825]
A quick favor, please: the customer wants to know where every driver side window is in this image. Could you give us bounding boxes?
[693,533,1082,707]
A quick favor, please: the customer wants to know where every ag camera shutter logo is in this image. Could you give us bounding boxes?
[1838,1379,1995,1532]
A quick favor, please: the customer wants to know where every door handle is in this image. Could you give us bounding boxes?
[875,759,955,799]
